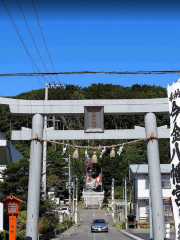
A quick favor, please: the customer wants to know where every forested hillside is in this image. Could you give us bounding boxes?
[0,83,170,200]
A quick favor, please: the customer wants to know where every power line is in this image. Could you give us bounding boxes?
[17,0,54,83]
[2,0,47,84]
[0,70,180,77]
[2,0,43,100]
[31,0,61,84]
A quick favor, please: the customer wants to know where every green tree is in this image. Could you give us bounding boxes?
[0,158,29,205]
[47,174,62,194]
[0,158,57,215]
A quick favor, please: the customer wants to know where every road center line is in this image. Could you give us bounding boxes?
[93,208,95,219]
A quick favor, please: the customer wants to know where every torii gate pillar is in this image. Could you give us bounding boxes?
[145,112,165,240]
[26,114,43,240]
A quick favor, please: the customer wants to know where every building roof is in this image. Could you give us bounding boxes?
[0,133,23,163]
[130,164,171,174]
[2,194,23,203]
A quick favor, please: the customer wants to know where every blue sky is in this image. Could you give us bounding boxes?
[0,0,180,96]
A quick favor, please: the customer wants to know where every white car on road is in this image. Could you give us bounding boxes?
[60,207,70,215]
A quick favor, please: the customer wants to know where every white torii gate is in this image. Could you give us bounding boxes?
[0,97,170,240]
[82,189,105,209]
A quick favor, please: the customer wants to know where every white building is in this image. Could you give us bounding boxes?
[129,164,172,221]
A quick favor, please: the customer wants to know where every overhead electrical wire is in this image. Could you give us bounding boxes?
[2,0,43,100]
[31,0,61,84]
[17,0,54,83]
[1,0,47,84]
[0,70,179,77]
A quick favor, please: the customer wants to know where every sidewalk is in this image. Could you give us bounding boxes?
[121,228,175,240]
[50,224,78,240]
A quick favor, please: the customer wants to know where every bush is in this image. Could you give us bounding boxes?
[103,196,108,204]
[115,222,126,230]
[17,211,27,236]
[17,232,25,240]
[63,216,72,228]
[38,211,60,234]
[136,222,150,229]
[65,220,72,227]
[0,231,8,240]
[137,222,149,225]
[140,225,149,229]
[38,217,50,234]
[0,231,24,240]
[64,216,69,222]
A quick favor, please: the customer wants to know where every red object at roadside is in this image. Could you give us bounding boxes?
[2,194,23,240]
[68,204,71,210]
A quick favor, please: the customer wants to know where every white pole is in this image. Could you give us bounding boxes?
[125,175,128,229]
[42,82,48,194]
[68,154,71,205]
[123,179,124,220]
[101,167,102,192]
[53,116,56,151]
[75,177,78,226]
[72,183,75,213]
[112,178,115,221]
[86,194,88,209]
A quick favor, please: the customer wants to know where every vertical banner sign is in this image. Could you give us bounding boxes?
[167,81,180,240]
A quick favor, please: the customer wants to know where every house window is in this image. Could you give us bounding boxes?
[145,174,170,189]
[161,175,170,188]
[163,199,172,215]
[145,175,149,189]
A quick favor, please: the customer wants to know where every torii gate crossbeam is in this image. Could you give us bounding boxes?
[0,97,169,240]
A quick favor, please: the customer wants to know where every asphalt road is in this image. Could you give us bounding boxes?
[57,205,135,240]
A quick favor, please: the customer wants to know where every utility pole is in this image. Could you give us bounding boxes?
[42,82,62,194]
[68,154,71,205]
[125,175,128,229]
[101,167,102,192]
[86,193,88,209]
[72,181,75,213]
[123,177,125,221]
[53,116,56,151]
[123,185,124,204]
[63,155,72,206]
[42,82,48,195]
[112,178,115,221]
[75,177,78,226]
[72,175,76,214]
